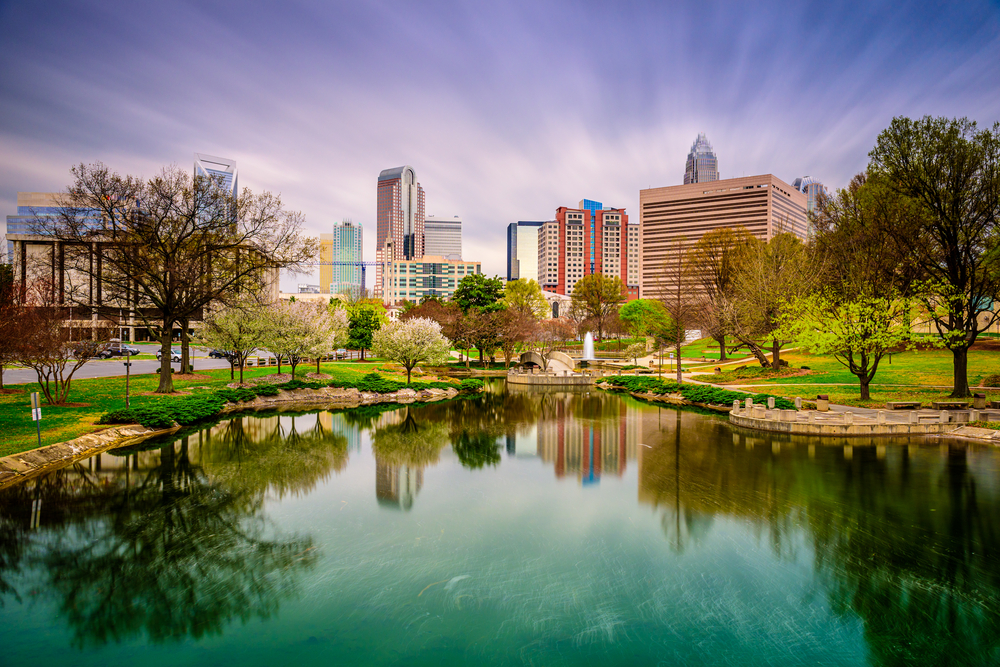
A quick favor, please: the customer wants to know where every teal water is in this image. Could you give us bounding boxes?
[2,383,1000,666]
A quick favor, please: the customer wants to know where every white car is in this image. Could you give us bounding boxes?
[156,348,182,362]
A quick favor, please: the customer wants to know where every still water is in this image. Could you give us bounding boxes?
[2,382,1000,666]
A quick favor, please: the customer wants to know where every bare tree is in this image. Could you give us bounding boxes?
[39,163,317,393]
[654,240,699,383]
[0,264,25,391]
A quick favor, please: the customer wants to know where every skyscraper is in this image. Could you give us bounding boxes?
[423,215,462,259]
[683,133,719,184]
[506,220,545,281]
[320,219,364,296]
[194,153,238,197]
[791,176,829,237]
[375,166,425,296]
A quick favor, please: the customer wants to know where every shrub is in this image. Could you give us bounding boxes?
[214,388,257,404]
[357,372,406,393]
[981,374,1000,388]
[458,379,485,393]
[601,375,794,409]
[253,384,280,397]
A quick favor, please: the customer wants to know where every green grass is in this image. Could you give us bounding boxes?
[697,348,1000,408]
[0,362,422,458]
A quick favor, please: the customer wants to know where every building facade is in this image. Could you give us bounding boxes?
[791,176,830,237]
[423,216,462,259]
[5,192,63,264]
[506,220,545,281]
[381,255,481,305]
[375,166,425,296]
[537,200,639,299]
[639,174,807,299]
[683,133,720,185]
[194,153,238,197]
[320,220,364,296]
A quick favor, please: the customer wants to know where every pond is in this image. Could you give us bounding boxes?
[2,382,1000,666]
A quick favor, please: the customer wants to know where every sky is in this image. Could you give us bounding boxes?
[1,0,999,291]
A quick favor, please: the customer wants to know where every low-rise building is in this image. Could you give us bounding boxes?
[381,254,481,305]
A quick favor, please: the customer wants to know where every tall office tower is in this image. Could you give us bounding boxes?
[506,220,545,281]
[320,220,364,295]
[423,215,462,259]
[375,166,425,296]
[639,174,807,300]
[194,153,238,197]
[537,199,639,299]
[683,133,719,185]
[791,176,830,236]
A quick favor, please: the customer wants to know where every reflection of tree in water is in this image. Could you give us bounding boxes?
[2,439,315,648]
[202,413,349,498]
[371,408,449,467]
[452,431,502,469]
[640,425,1000,665]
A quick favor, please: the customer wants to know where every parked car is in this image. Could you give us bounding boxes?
[336,348,347,359]
[97,340,140,359]
[156,348,182,362]
[208,349,232,359]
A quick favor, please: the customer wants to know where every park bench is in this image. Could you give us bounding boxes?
[932,401,968,410]
[886,401,921,410]
[990,400,1000,410]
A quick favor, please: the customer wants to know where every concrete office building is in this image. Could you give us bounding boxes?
[506,220,545,282]
[194,153,238,197]
[375,166,425,296]
[538,200,639,299]
[684,133,720,185]
[320,219,363,296]
[5,192,63,264]
[424,216,462,259]
[639,174,807,299]
[381,253,481,305]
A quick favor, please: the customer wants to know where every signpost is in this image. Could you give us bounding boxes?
[30,391,42,449]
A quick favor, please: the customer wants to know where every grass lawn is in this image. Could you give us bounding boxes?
[694,348,1000,407]
[0,359,408,458]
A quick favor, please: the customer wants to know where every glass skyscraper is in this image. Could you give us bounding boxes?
[683,133,719,184]
[792,176,830,237]
[194,153,238,197]
[423,216,462,259]
[320,220,364,296]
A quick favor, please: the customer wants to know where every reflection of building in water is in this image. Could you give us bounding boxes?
[375,461,423,511]
[320,412,362,452]
[535,394,639,484]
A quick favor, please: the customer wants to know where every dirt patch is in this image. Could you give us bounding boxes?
[305,372,332,380]
[0,388,24,395]
[171,373,213,381]
[137,390,192,396]
[972,338,1000,352]
[249,373,292,385]
[56,402,92,408]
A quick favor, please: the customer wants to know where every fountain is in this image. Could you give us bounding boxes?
[579,332,598,368]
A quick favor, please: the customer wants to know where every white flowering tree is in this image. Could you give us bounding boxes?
[196,297,270,384]
[265,300,348,378]
[371,317,452,383]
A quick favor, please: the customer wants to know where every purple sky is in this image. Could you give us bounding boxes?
[2,0,998,290]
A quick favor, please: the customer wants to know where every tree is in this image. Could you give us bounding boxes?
[624,342,646,366]
[503,278,549,320]
[535,317,577,370]
[618,299,672,342]
[0,264,25,391]
[264,300,345,378]
[869,116,1000,397]
[454,274,506,365]
[16,277,112,405]
[722,233,815,368]
[652,240,697,383]
[569,274,626,341]
[346,302,387,360]
[41,163,316,394]
[783,173,921,399]
[370,317,452,383]
[196,298,270,384]
[454,274,505,314]
[687,227,757,361]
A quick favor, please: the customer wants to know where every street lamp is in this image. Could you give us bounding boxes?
[123,358,132,408]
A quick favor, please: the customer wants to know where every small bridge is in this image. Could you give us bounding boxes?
[518,350,575,374]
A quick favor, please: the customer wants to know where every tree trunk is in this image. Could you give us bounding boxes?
[858,375,871,400]
[950,346,971,398]
[741,338,770,368]
[180,317,190,375]
[406,365,412,383]
[675,338,683,384]
[229,359,234,381]
[715,334,727,361]
[316,357,321,374]
[156,327,174,393]
[0,363,4,390]
[771,338,781,368]
[238,357,244,384]
[360,348,366,361]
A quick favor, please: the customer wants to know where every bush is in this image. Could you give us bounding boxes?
[357,372,407,393]
[981,374,1000,388]
[458,379,485,393]
[601,375,794,409]
[214,388,257,404]
[253,384,280,397]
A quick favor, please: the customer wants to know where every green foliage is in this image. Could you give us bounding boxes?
[458,379,485,393]
[252,384,280,397]
[214,388,257,403]
[452,431,501,469]
[97,394,226,429]
[454,273,505,314]
[347,304,387,354]
[569,273,626,339]
[982,374,1000,388]
[356,372,407,393]
[602,375,794,409]
[619,299,673,339]
[503,278,549,320]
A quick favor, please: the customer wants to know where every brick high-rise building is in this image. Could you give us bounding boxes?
[537,199,639,299]
[375,166,425,296]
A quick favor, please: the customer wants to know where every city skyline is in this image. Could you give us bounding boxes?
[1,1,997,290]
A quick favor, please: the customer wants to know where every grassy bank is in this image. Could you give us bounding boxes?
[0,360,450,457]
[698,348,1000,407]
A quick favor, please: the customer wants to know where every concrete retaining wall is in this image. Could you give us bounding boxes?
[507,373,595,386]
[729,411,958,437]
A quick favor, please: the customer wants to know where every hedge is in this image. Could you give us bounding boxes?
[601,376,795,410]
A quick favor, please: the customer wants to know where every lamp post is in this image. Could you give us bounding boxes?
[123,358,131,408]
